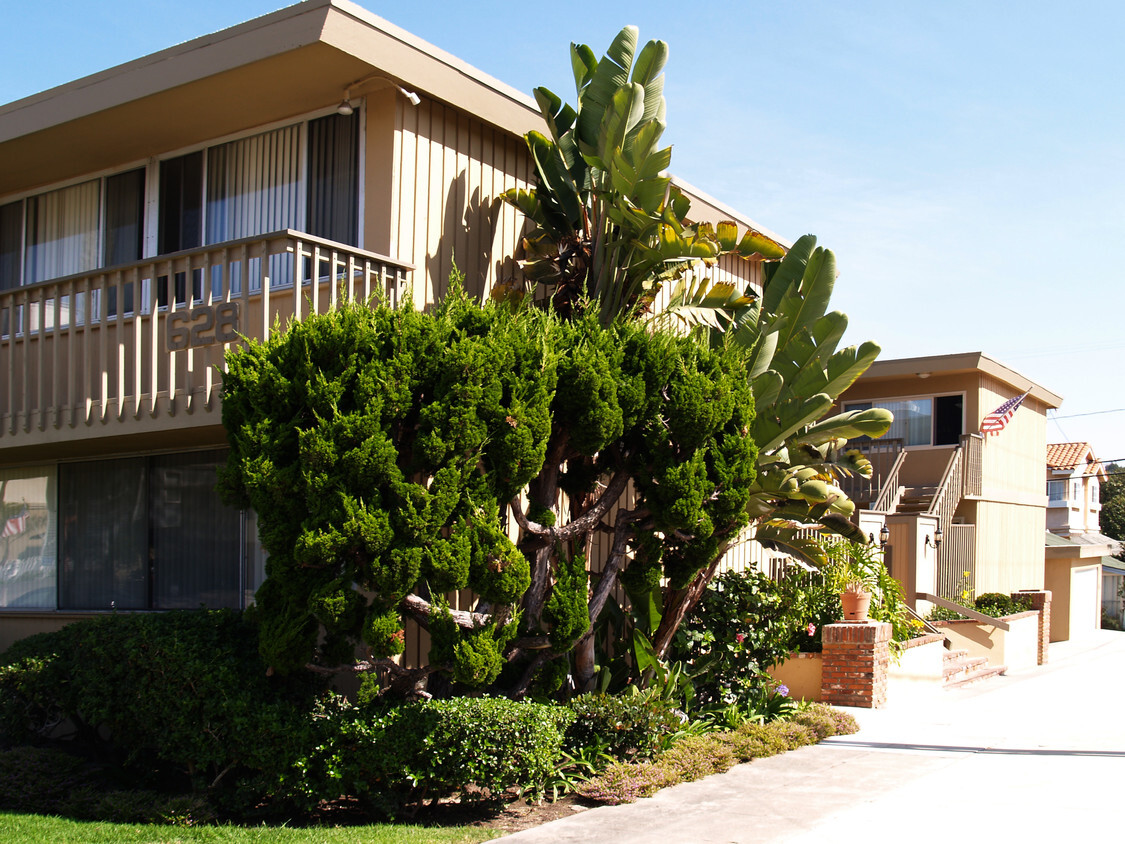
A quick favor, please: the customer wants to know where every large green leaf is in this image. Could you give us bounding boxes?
[763,234,816,313]
[821,340,882,399]
[794,407,894,447]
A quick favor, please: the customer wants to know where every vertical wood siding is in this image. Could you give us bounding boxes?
[392,97,532,308]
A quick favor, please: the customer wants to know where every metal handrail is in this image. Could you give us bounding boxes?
[916,592,1010,631]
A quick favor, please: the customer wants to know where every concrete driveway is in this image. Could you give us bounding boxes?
[500,630,1125,842]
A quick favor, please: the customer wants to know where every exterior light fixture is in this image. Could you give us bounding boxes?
[879,524,890,549]
[925,527,943,550]
[336,75,420,114]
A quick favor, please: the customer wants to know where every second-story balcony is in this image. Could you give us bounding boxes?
[0,230,411,449]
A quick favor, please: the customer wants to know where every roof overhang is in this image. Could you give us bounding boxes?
[857,351,1063,408]
[0,0,540,197]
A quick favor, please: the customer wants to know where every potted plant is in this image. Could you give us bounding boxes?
[831,540,881,622]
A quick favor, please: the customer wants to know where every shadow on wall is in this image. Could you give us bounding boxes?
[428,172,521,303]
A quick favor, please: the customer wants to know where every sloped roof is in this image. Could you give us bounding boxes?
[1046,442,1106,480]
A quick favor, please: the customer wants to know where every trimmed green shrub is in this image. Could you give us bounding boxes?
[974,592,1033,617]
[670,569,834,707]
[563,693,683,760]
[277,694,574,818]
[0,746,214,824]
[0,611,318,789]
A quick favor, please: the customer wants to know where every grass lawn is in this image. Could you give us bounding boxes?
[0,813,500,844]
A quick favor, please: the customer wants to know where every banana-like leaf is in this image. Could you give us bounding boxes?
[762,234,816,313]
[715,220,740,252]
[570,43,598,91]
[753,392,833,454]
[751,369,783,408]
[775,247,836,350]
[630,38,668,126]
[794,407,893,447]
[601,82,646,160]
[736,228,786,260]
[576,27,638,144]
[821,340,882,400]
[753,522,830,568]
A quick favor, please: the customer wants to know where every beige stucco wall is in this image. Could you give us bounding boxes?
[1045,558,1102,642]
[936,612,1039,670]
[767,652,822,702]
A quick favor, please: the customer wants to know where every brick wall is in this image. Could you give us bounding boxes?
[1015,590,1051,665]
[820,621,893,708]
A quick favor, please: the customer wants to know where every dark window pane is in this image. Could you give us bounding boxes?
[105,169,145,315]
[0,201,22,290]
[159,152,203,254]
[307,112,359,245]
[59,458,149,610]
[934,394,963,446]
[151,450,241,609]
[104,169,145,267]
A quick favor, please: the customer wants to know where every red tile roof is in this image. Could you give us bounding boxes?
[1046,442,1105,479]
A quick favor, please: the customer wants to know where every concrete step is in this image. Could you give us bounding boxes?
[944,664,1007,690]
[943,655,987,681]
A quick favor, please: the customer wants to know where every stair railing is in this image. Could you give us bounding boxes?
[915,592,1009,632]
[927,444,970,598]
[871,449,907,514]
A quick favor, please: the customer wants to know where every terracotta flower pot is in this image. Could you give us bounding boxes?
[841,590,872,621]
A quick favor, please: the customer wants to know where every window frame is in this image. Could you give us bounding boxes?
[0,448,264,614]
[843,390,966,449]
[0,102,364,290]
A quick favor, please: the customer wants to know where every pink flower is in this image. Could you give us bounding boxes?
[807,623,817,637]
[734,633,745,643]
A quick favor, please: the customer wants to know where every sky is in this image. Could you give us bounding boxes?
[2,0,1124,460]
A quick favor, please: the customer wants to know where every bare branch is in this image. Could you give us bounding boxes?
[509,467,630,541]
[401,593,492,630]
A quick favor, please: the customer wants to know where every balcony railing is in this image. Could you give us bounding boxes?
[0,230,412,443]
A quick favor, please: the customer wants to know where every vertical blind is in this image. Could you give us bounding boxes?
[206,125,301,245]
[59,450,244,611]
[24,180,100,285]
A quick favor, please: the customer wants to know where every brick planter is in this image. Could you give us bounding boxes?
[820,620,893,708]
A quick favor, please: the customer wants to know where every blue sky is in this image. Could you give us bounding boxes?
[3,0,1123,459]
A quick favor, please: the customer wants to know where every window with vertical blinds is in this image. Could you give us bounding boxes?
[58,450,246,611]
[206,125,301,245]
[0,109,359,289]
[24,180,101,285]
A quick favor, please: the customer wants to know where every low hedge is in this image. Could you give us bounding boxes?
[578,703,858,805]
[0,610,317,789]
[276,694,573,817]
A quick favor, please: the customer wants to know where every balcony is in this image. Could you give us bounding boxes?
[0,230,411,448]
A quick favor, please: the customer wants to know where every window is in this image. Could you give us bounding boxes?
[1048,480,1065,502]
[845,393,963,447]
[0,111,359,291]
[0,450,262,612]
[0,466,57,609]
[58,450,245,610]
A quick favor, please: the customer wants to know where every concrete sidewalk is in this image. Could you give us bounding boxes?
[500,630,1125,842]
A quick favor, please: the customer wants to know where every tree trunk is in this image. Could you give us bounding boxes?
[651,555,724,659]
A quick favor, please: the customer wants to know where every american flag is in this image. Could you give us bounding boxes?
[2,506,26,538]
[981,391,1029,436]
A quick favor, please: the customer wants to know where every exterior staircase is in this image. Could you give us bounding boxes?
[896,486,938,514]
[942,647,1006,689]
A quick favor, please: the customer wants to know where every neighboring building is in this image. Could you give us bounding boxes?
[1046,442,1108,537]
[0,0,781,651]
[835,352,1062,617]
[1043,442,1119,639]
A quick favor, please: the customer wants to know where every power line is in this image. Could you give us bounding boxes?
[1048,408,1125,420]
